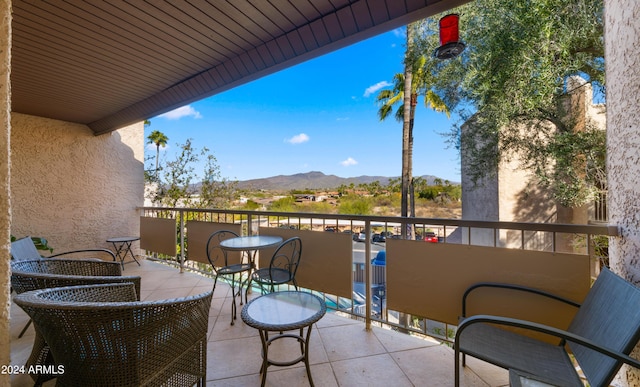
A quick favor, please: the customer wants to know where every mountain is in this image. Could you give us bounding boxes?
[235,171,456,191]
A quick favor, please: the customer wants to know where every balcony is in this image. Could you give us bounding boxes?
[9,207,616,386]
[10,258,509,386]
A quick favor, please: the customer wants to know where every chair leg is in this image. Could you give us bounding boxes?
[212,276,219,296]
[454,345,462,387]
[230,273,239,325]
[18,319,32,338]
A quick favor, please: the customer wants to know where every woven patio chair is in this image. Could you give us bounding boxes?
[206,229,251,325]
[14,283,212,387]
[454,267,640,387]
[251,237,302,294]
[11,258,141,386]
[11,235,116,261]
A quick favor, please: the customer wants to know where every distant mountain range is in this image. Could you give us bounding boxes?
[235,171,457,191]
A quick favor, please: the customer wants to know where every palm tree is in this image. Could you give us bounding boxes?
[377,23,449,235]
[146,129,169,180]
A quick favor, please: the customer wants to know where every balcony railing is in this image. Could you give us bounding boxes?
[139,206,617,343]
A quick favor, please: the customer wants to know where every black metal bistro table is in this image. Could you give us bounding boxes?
[241,291,326,387]
[107,236,140,269]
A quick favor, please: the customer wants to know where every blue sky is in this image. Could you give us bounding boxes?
[146,28,462,184]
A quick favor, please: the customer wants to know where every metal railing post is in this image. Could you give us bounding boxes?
[364,219,372,330]
[179,209,185,273]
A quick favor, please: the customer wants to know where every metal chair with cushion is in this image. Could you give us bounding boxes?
[206,230,251,325]
[11,258,142,386]
[11,235,116,262]
[14,283,212,387]
[251,237,302,294]
[454,267,640,387]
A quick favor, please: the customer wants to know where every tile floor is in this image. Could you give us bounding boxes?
[9,258,509,386]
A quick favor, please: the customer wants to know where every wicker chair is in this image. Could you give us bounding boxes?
[11,258,141,386]
[206,230,251,325]
[455,267,640,387]
[251,237,302,294]
[14,283,212,387]
[11,235,116,261]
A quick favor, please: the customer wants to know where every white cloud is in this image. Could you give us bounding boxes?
[286,133,310,144]
[392,27,405,38]
[340,157,358,167]
[158,105,202,120]
[364,81,392,97]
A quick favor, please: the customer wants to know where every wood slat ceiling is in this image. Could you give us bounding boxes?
[11,0,467,135]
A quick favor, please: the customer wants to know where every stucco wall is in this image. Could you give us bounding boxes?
[0,0,10,383]
[605,1,640,385]
[605,0,640,281]
[9,113,144,253]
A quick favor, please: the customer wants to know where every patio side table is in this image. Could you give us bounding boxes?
[107,236,140,269]
[241,291,326,387]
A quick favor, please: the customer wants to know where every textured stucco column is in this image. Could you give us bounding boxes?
[0,0,10,385]
[605,0,640,385]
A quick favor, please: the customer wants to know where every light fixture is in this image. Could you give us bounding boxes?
[434,14,465,60]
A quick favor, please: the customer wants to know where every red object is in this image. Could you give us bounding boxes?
[435,14,465,60]
[439,14,460,46]
[423,232,438,243]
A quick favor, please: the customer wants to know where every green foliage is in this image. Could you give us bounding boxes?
[269,196,296,212]
[152,139,201,207]
[417,181,462,202]
[338,196,372,215]
[297,201,334,214]
[148,138,239,209]
[197,154,239,209]
[11,235,54,253]
[414,0,605,208]
[243,200,260,210]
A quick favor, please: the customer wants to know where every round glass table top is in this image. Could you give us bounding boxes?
[219,235,283,251]
[242,291,326,331]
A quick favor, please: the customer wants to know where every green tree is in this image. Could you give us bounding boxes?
[415,0,605,208]
[386,177,401,193]
[197,154,238,209]
[377,23,450,235]
[153,139,201,207]
[146,128,169,181]
[148,138,238,208]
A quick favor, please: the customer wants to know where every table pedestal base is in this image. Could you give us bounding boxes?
[258,326,315,387]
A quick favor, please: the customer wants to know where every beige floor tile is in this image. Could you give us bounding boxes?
[207,336,263,380]
[391,345,491,387]
[331,353,413,387]
[316,311,362,328]
[255,362,337,387]
[319,324,386,362]
[371,324,440,352]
